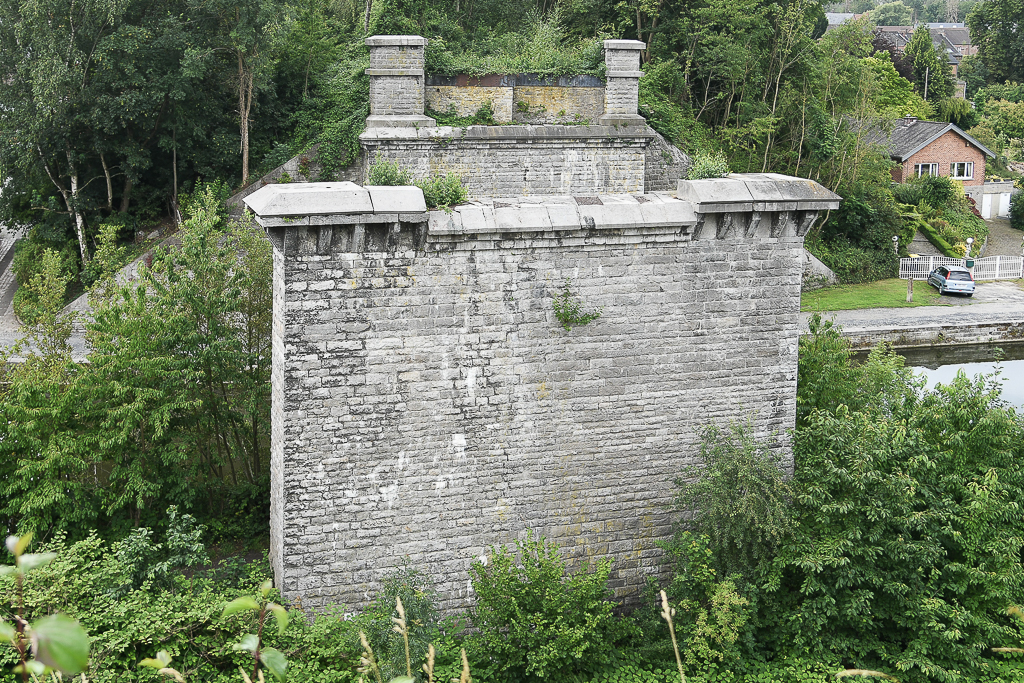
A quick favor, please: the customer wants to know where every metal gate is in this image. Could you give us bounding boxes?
[899,255,1024,281]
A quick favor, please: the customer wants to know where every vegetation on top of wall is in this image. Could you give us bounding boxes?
[426,102,498,127]
[424,15,604,78]
[685,152,731,180]
[366,154,467,210]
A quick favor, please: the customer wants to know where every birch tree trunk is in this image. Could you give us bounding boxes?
[66,149,90,264]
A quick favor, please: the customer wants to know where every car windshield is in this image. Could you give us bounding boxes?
[949,272,972,281]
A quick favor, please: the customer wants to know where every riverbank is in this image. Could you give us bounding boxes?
[801,280,1024,349]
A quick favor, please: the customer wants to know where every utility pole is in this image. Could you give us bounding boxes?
[924,66,930,100]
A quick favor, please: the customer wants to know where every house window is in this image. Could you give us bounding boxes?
[950,162,974,179]
[914,163,939,177]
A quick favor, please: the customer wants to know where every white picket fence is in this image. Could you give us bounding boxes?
[899,255,1024,281]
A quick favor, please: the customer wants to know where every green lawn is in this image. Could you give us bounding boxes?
[801,278,957,312]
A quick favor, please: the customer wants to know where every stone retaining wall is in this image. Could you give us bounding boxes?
[244,174,839,612]
[423,75,605,125]
[840,320,1024,350]
[360,125,653,197]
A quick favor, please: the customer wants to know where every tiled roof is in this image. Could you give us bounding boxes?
[861,117,995,161]
[933,27,971,45]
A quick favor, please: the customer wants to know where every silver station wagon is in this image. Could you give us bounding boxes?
[927,265,975,296]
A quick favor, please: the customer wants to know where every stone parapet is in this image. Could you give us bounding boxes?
[677,173,840,240]
[243,175,841,614]
[360,124,656,197]
[365,35,435,128]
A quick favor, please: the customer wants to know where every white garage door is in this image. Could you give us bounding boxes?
[982,193,993,219]
[998,192,1011,217]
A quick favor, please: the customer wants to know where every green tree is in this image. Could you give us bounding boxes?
[772,371,1024,680]
[869,0,913,25]
[863,53,933,118]
[0,251,97,535]
[904,25,954,101]
[966,0,1024,84]
[187,0,286,188]
[674,422,794,580]
[0,0,128,266]
[82,187,272,520]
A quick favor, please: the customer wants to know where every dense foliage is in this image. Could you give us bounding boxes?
[5,311,1024,682]
[0,188,271,542]
[5,0,1023,300]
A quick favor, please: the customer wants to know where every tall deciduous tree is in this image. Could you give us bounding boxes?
[84,186,271,519]
[0,0,127,265]
[966,0,1024,84]
[188,0,285,188]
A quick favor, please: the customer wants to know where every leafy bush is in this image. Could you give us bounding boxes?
[112,506,209,594]
[416,173,468,210]
[358,565,441,683]
[467,534,634,682]
[367,154,467,209]
[656,533,751,668]
[11,237,79,322]
[0,532,363,682]
[673,423,793,580]
[685,152,731,180]
[423,16,603,77]
[427,101,497,127]
[367,154,412,186]
[808,240,898,284]
[1011,190,1024,231]
[892,175,960,207]
[771,369,1024,681]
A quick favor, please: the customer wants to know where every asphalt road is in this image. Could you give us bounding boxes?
[801,280,1024,333]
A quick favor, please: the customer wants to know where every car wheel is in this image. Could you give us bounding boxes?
[966,293,973,298]
[939,284,945,295]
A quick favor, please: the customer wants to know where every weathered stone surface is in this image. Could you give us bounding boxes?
[360,125,656,197]
[366,185,427,213]
[600,39,644,126]
[256,178,835,614]
[244,182,374,219]
[365,36,434,127]
[676,174,841,214]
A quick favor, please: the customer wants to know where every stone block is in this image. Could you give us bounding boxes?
[367,185,427,213]
[244,182,373,219]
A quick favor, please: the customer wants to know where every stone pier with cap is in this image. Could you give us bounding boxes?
[244,175,840,612]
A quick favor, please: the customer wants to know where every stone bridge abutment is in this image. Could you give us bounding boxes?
[245,175,839,612]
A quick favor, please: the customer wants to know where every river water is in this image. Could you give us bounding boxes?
[867,342,1024,407]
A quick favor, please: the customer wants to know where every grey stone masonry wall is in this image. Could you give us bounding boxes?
[363,35,688,195]
[360,125,655,197]
[600,40,645,126]
[365,36,435,128]
[645,130,691,192]
[244,175,840,613]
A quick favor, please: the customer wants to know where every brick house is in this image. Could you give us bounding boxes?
[867,116,994,185]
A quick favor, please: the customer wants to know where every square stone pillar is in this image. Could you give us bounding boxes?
[365,35,435,128]
[600,40,646,127]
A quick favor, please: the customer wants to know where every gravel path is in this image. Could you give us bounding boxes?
[981,216,1023,258]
